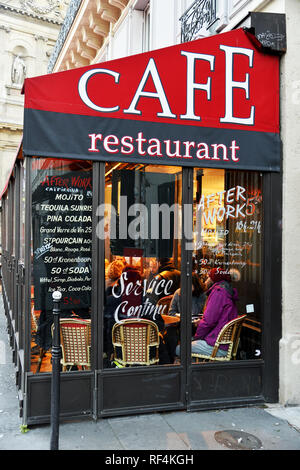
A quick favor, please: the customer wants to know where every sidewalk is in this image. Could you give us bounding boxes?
[1,300,300,451]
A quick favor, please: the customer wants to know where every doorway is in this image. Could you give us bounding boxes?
[97,162,265,416]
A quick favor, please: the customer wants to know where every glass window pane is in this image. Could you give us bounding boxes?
[30,158,92,373]
[12,182,15,256]
[5,195,9,251]
[191,169,262,363]
[103,163,182,368]
[19,162,26,262]
[18,160,26,350]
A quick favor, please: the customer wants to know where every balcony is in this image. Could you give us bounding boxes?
[180,0,218,43]
[48,0,130,73]
[48,0,82,72]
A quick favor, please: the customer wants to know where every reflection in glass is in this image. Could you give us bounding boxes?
[103,163,182,368]
[190,169,263,363]
[19,160,26,349]
[20,162,26,262]
[30,158,92,373]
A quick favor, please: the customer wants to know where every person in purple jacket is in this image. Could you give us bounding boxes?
[191,267,239,357]
[175,267,239,359]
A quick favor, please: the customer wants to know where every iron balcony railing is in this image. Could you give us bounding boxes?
[180,0,218,43]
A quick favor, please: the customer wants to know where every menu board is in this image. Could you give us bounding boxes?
[32,168,92,312]
[192,172,263,318]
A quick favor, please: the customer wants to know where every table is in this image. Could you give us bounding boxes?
[162,314,181,327]
[161,315,180,363]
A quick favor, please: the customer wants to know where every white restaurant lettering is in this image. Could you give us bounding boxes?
[197,185,256,223]
[111,271,174,323]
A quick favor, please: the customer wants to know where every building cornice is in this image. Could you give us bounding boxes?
[48,0,82,72]
[0,121,23,131]
[0,2,64,25]
[49,0,132,73]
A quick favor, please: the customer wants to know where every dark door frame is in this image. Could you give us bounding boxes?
[96,163,189,417]
[21,159,281,423]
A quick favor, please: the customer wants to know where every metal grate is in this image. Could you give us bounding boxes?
[215,430,263,450]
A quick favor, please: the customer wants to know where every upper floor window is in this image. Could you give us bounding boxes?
[180,0,253,43]
[143,2,151,52]
[180,0,218,43]
[228,0,252,19]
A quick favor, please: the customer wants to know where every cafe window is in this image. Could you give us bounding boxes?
[18,160,26,351]
[102,164,262,368]
[190,169,262,363]
[30,158,92,373]
[143,2,151,52]
[12,181,15,257]
[102,163,182,368]
[20,161,26,262]
[4,195,9,252]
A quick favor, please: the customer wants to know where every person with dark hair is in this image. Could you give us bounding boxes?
[146,258,159,287]
[106,264,172,365]
[192,268,238,357]
[157,258,181,291]
[146,257,181,306]
[165,274,205,363]
[168,274,206,316]
[119,265,143,319]
[105,259,125,288]
[176,267,239,358]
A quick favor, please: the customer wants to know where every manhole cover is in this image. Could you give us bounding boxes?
[214,430,263,450]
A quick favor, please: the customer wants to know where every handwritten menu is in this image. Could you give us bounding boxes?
[32,169,92,312]
[193,184,262,281]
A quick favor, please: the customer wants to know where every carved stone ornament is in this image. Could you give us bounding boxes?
[11,53,26,86]
[19,0,60,16]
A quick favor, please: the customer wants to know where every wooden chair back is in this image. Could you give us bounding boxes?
[112,319,160,366]
[59,318,91,371]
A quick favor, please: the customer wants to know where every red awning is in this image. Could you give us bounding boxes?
[22,28,280,172]
[0,138,23,200]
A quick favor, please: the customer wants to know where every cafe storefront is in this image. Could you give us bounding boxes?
[1,29,282,425]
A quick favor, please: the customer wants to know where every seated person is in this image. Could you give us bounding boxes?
[176,268,239,358]
[146,258,159,287]
[168,274,206,317]
[157,257,181,292]
[103,260,125,361]
[104,265,170,365]
[105,259,126,289]
[143,257,181,364]
[146,257,181,306]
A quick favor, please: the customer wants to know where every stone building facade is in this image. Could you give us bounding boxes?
[0,0,69,193]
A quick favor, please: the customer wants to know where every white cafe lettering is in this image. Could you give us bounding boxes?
[112,272,173,299]
[78,45,255,126]
[114,298,167,323]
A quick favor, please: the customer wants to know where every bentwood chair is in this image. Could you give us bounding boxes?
[191,314,247,363]
[156,295,173,311]
[59,318,91,371]
[112,319,160,367]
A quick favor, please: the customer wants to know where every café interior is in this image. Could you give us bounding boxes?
[29,159,262,374]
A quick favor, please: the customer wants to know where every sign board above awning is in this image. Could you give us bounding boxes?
[23,29,280,171]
